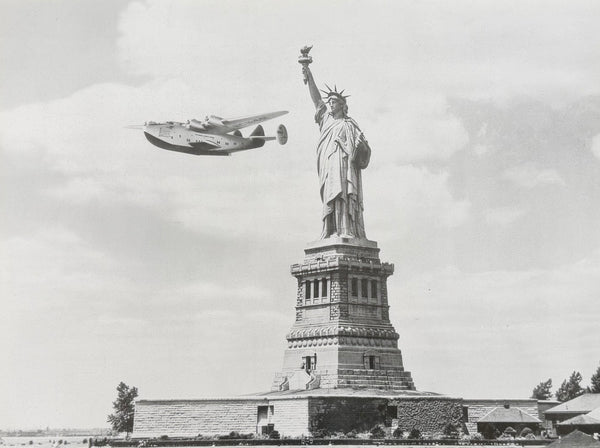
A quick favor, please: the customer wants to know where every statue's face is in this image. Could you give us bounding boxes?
[328,97,345,116]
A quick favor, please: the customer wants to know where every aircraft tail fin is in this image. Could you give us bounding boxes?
[250,125,266,148]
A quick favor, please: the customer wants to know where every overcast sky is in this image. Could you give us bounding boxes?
[1,0,600,430]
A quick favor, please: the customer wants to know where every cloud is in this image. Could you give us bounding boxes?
[393,250,600,397]
[2,0,600,429]
[592,134,600,160]
[0,78,314,241]
[116,1,600,103]
[0,227,116,313]
[485,206,526,226]
[368,93,469,163]
[503,165,566,188]
[366,165,470,239]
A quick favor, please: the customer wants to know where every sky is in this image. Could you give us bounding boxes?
[1,0,600,430]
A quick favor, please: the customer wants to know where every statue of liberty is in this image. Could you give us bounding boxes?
[299,46,371,239]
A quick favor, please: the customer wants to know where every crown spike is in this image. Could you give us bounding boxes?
[321,83,351,103]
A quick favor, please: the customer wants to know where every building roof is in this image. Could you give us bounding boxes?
[137,387,453,404]
[558,413,600,426]
[589,407,600,420]
[478,406,541,424]
[546,394,600,415]
[546,430,600,447]
[248,387,447,400]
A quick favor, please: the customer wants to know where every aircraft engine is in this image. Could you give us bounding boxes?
[277,124,288,145]
[249,125,266,148]
[206,116,224,126]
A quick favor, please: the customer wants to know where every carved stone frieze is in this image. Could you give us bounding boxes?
[287,325,399,340]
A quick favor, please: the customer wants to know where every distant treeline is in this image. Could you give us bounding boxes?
[0,430,112,437]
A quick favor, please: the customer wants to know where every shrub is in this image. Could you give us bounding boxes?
[311,428,329,439]
[217,432,252,440]
[369,424,386,439]
[356,431,371,440]
[503,426,516,437]
[470,432,483,441]
[345,430,357,439]
[392,427,403,439]
[268,430,280,440]
[442,423,459,439]
[520,427,533,437]
[408,429,421,440]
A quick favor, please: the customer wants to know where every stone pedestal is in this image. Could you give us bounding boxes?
[273,236,415,392]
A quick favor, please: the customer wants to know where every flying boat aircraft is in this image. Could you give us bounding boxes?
[128,110,288,156]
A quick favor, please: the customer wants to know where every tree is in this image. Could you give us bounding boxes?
[531,378,553,400]
[587,364,600,393]
[107,382,138,436]
[555,371,584,402]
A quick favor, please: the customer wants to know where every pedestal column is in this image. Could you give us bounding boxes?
[273,236,415,391]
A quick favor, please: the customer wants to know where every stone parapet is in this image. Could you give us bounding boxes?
[291,257,394,277]
[304,237,380,260]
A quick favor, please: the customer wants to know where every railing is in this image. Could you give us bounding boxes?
[110,438,552,447]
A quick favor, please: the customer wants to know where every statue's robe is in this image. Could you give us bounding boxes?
[315,101,371,239]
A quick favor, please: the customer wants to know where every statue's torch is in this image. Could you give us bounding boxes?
[298,45,313,85]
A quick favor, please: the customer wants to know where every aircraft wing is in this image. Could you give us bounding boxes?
[188,111,288,134]
[222,111,288,131]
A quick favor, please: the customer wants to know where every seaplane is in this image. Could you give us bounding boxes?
[128,110,288,156]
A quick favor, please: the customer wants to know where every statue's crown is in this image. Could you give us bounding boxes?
[321,84,350,103]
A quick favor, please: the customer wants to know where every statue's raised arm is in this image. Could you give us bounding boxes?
[298,45,321,108]
[298,45,371,240]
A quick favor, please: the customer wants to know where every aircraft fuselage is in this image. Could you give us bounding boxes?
[143,122,267,156]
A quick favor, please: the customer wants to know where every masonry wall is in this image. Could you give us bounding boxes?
[308,397,387,434]
[133,399,265,438]
[393,397,463,435]
[272,398,310,437]
[307,396,463,437]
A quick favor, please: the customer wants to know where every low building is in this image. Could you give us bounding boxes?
[557,407,600,436]
[133,389,463,438]
[476,403,541,437]
[462,399,540,436]
[545,394,600,433]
